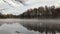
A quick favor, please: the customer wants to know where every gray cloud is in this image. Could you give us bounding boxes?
[0,0,60,15]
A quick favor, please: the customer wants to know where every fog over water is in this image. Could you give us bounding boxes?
[0,23,40,34]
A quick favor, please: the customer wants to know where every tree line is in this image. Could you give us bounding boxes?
[0,6,60,19]
[20,6,60,19]
[0,13,18,18]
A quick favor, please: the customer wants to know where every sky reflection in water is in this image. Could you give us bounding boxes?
[0,23,40,34]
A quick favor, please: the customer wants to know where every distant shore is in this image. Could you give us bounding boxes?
[0,18,60,23]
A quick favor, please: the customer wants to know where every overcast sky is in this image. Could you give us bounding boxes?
[0,0,60,15]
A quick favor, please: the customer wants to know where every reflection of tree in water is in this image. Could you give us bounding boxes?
[15,31,20,34]
[22,23,60,34]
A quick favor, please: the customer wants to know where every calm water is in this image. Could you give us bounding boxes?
[0,19,60,34]
[0,23,41,34]
[0,19,40,34]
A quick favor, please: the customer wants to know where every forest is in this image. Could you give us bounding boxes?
[20,6,60,19]
[0,6,60,19]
